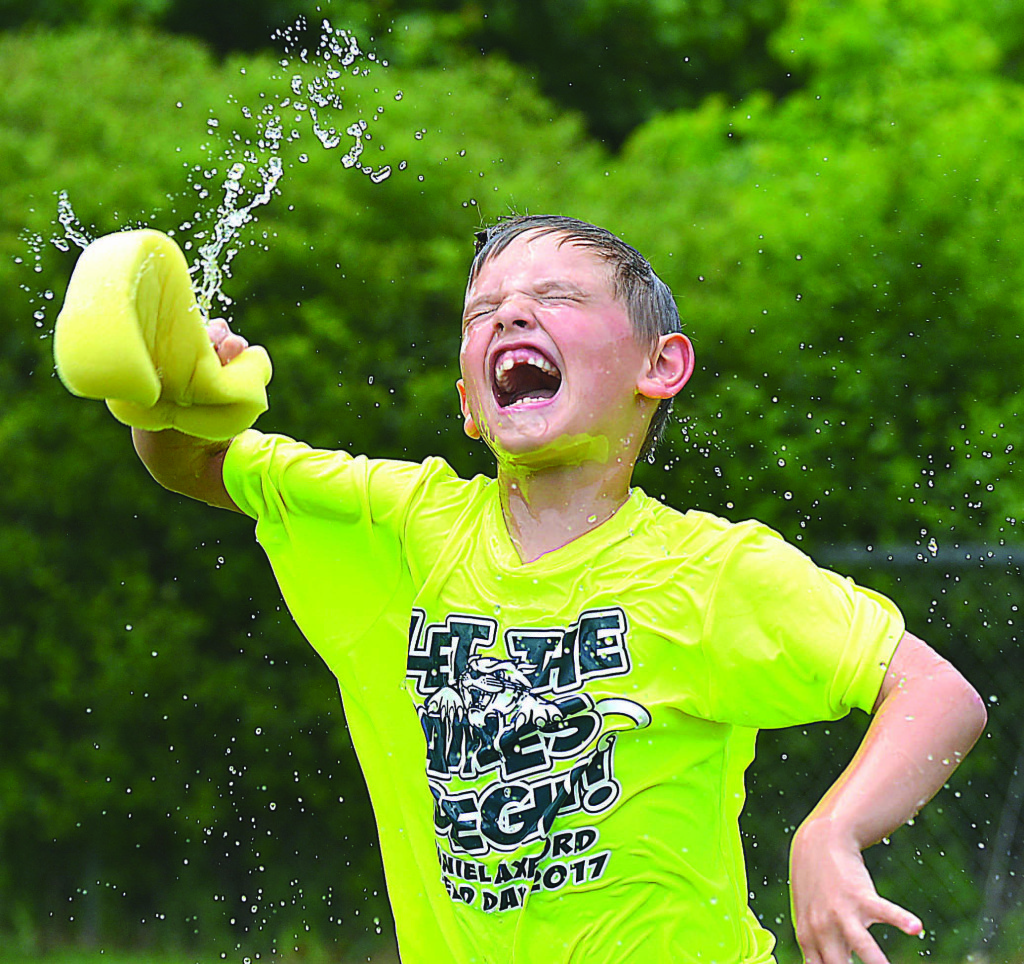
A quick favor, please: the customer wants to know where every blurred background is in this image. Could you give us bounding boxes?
[1,0,1023,961]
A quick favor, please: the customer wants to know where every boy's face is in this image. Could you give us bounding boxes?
[457,230,661,467]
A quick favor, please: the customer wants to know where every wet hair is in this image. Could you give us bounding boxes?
[469,214,683,462]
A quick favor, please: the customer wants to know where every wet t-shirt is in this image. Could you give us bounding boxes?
[224,430,904,964]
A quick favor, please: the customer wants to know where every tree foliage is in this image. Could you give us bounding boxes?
[1,0,1022,959]
[0,0,797,144]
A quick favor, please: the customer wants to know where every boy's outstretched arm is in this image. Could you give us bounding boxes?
[789,631,987,964]
[132,319,247,513]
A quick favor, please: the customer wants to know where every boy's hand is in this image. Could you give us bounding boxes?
[790,819,922,964]
[788,632,986,964]
[208,318,250,365]
[55,229,271,439]
[130,318,254,512]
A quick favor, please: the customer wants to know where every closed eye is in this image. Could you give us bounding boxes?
[462,306,496,330]
[531,280,589,301]
[538,295,581,306]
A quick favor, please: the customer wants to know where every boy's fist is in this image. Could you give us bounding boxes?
[208,318,250,365]
[54,229,272,440]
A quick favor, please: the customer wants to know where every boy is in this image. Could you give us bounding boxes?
[77,215,985,963]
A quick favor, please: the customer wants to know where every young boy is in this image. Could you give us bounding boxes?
[79,215,985,963]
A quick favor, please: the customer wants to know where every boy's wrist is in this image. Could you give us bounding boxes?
[794,808,867,857]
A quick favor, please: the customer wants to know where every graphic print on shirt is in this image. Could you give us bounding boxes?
[407,606,649,910]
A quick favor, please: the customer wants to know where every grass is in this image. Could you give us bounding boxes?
[4,956,193,964]
[4,950,401,964]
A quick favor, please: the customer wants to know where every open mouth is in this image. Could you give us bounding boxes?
[492,347,563,409]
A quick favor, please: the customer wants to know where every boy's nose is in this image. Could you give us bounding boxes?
[492,299,536,332]
[495,317,532,332]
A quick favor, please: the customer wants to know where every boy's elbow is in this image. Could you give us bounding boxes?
[896,633,987,745]
[962,677,988,744]
[942,662,987,750]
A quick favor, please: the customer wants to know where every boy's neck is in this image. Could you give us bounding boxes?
[496,458,636,564]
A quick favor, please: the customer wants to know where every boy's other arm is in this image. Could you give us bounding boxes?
[132,319,248,513]
[789,631,987,964]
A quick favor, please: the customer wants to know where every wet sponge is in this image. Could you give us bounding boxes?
[53,229,272,440]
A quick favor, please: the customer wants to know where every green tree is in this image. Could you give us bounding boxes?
[3,0,1022,958]
[1,0,796,145]
[0,23,600,955]
[590,1,1023,955]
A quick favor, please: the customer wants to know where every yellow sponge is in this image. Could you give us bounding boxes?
[54,229,272,440]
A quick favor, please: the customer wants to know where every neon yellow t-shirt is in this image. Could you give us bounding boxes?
[223,431,905,964]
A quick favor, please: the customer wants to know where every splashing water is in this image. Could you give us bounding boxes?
[33,16,400,322]
[273,18,394,183]
[54,191,93,253]
[190,156,285,315]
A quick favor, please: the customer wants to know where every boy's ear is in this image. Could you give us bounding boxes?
[456,378,482,440]
[636,332,695,400]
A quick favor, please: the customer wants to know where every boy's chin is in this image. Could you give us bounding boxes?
[485,429,614,470]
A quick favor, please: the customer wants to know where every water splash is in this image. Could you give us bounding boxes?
[54,190,93,252]
[33,16,400,324]
[272,16,394,184]
[17,206,90,339]
[190,156,285,315]
[183,16,396,314]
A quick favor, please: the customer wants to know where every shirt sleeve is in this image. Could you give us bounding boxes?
[224,429,443,528]
[699,521,905,728]
[221,430,459,669]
